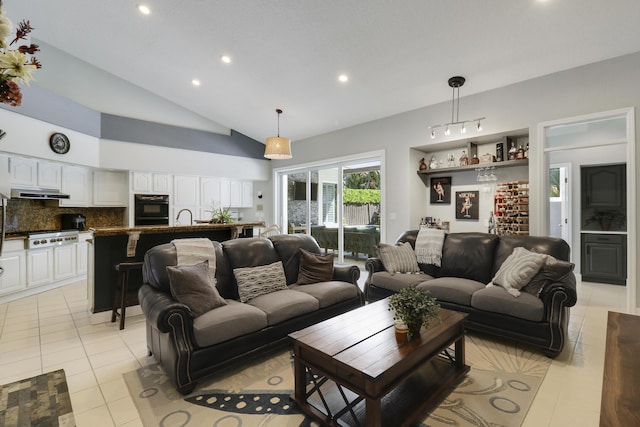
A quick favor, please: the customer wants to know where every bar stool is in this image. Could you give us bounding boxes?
[111,261,144,330]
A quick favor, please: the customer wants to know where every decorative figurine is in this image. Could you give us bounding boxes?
[419,158,427,170]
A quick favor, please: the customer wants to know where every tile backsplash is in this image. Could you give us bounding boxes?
[5,199,126,232]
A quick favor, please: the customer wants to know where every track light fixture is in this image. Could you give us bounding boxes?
[429,76,485,139]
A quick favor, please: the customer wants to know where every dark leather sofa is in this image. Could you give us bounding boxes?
[139,234,363,394]
[365,231,577,357]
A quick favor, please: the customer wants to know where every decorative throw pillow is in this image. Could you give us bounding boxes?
[166,261,227,317]
[234,261,289,303]
[297,248,334,285]
[489,247,548,297]
[523,257,575,297]
[377,242,420,275]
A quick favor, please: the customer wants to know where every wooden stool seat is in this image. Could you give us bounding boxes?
[111,261,144,330]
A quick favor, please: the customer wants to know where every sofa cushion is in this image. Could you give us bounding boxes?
[439,233,499,283]
[290,281,359,308]
[270,234,324,285]
[471,286,544,322]
[247,289,319,325]
[192,300,268,347]
[377,242,420,274]
[523,257,575,297]
[417,277,485,306]
[234,261,288,303]
[490,247,547,297]
[297,248,334,285]
[166,261,227,317]
[492,235,570,277]
[370,271,432,293]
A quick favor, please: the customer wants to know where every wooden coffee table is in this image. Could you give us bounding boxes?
[289,299,469,427]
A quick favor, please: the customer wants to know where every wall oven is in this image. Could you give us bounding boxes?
[134,194,170,226]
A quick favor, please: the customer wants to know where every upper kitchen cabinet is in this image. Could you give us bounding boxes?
[37,161,62,190]
[131,171,172,194]
[93,170,128,206]
[582,164,625,208]
[60,165,92,207]
[9,157,38,187]
[201,177,231,209]
[173,175,200,207]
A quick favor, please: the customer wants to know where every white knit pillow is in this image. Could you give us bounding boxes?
[489,247,548,297]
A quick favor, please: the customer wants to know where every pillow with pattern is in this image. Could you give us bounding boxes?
[166,261,227,317]
[488,247,548,297]
[234,261,289,302]
[297,248,334,285]
[377,242,420,275]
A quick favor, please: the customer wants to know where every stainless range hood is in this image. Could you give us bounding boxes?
[11,188,71,200]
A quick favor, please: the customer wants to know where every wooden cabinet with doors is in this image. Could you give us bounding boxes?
[581,233,626,285]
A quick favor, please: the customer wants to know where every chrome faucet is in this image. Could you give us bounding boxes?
[176,208,193,225]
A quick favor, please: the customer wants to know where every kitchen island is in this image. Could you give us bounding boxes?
[87,222,264,319]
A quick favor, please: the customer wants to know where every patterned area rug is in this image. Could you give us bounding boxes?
[124,333,551,427]
[0,369,75,427]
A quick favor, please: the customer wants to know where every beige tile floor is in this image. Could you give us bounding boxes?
[0,277,630,426]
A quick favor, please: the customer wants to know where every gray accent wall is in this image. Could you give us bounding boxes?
[101,114,266,159]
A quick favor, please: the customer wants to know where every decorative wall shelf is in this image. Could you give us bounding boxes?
[417,158,528,178]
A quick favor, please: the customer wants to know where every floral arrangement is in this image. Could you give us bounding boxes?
[389,287,440,340]
[0,1,41,106]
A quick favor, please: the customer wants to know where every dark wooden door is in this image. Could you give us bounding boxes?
[581,233,626,285]
[582,164,625,208]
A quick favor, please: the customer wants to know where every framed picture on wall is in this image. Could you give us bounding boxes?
[456,190,479,219]
[430,176,451,204]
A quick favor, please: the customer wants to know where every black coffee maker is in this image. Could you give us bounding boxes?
[61,213,87,230]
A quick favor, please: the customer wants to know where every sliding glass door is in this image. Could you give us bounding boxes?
[275,154,382,265]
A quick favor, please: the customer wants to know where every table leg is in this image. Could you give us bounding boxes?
[365,397,382,427]
[454,335,465,369]
[293,350,306,402]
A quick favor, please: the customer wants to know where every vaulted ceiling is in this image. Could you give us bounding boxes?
[11,0,640,143]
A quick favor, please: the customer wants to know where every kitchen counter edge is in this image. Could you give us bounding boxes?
[89,222,265,237]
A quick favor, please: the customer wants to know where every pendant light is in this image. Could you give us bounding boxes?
[428,76,485,139]
[264,108,292,159]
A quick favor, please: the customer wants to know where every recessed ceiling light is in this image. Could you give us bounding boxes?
[137,4,151,15]
[221,55,232,64]
[191,79,201,86]
[338,74,349,83]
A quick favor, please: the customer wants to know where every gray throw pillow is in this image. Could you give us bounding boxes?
[234,261,289,303]
[489,247,548,297]
[523,258,575,297]
[166,261,227,317]
[377,242,420,275]
[297,248,334,285]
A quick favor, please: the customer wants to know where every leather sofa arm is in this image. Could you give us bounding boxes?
[539,273,578,313]
[139,284,195,334]
[333,264,361,286]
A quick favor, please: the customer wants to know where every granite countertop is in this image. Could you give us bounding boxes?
[89,221,265,237]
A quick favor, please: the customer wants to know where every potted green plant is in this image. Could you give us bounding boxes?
[584,209,626,231]
[388,287,440,340]
[210,205,233,224]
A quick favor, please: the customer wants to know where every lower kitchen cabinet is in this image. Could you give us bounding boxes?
[581,233,627,285]
[0,249,26,295]
[27,248,54,287]
[54,245,77,280]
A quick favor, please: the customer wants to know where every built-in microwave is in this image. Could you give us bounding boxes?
[134,194,170,226]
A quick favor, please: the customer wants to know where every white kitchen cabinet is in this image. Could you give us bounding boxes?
[60,165,91,207]
[76,238,89,276]
[93,170,127,206]
[9,157,38,187]
[132,172,172,194]
[37,161,62,190]
[173,175,199,206]
[229,179,253,208]
[27,248,53,287]
[53,245,77,280]
[241,181,253,208]
[0,249,26,296]
[201,177,230,209]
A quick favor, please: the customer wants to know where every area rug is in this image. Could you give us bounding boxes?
[0,369,75,427]
[124,333,551,427]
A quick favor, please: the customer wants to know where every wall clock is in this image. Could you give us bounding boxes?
[49,132,70,154]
